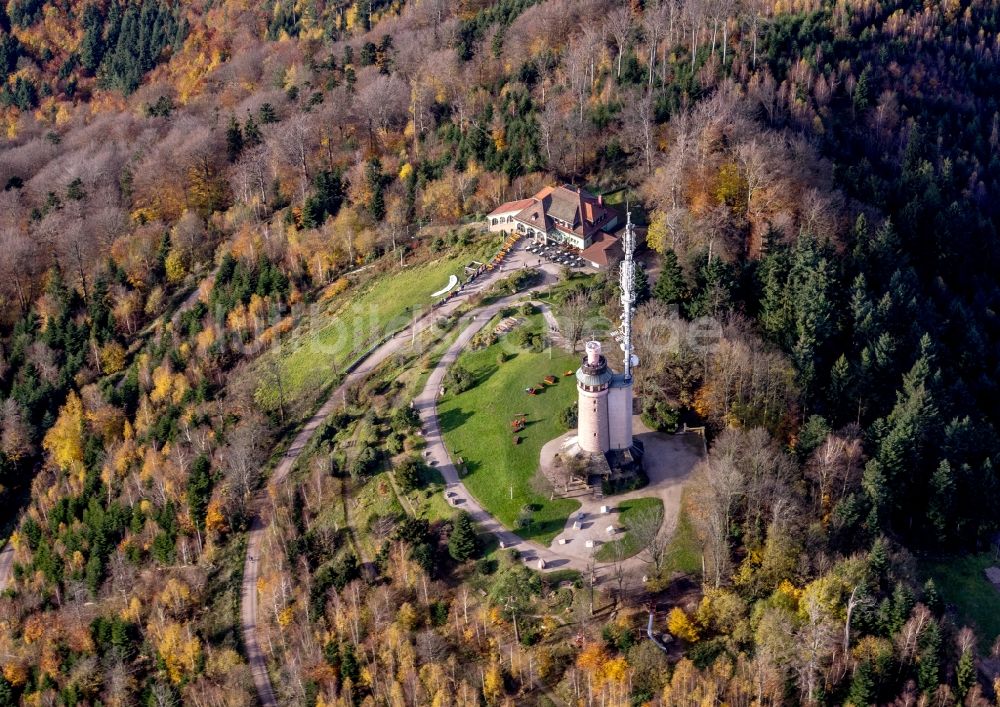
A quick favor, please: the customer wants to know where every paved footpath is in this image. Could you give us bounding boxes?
[0,544,12,590]
[414,301,701,577]
[414,299,590,572]
[242,246,555,706]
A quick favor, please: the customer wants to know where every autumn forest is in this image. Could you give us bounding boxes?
[1,0,1000,704]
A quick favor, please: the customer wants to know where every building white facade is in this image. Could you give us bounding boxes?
[487,184,620,250]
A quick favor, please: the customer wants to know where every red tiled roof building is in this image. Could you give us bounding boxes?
[487,185,622,265]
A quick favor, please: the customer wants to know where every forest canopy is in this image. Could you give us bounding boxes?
[0,0,998,703]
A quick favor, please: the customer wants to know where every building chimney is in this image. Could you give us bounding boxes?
[597,194,603,206]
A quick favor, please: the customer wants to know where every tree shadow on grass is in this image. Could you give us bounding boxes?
[522,516,572,543]
[439,406,473,433]
[472,362,499,387]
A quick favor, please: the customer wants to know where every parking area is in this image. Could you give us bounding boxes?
[524,243,589,269]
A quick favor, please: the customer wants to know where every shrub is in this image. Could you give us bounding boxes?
[444,363,475,393]
[641,400,680,433]
[667,607,700,643]
[390,405,420,433]
[395,457,423,493]
[558,404,578,430]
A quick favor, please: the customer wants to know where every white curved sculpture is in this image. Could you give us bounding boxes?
[431,274,459,297]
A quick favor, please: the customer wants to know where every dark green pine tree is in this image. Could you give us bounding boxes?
[0,32,20,77]
[226,116,244,162]
[88,272,115,342]
[0,674,14,707]
[243,114,262,148]
[259,102,278,124]
[862,343,939,535]
[187,455,212,531]
[853,64,874,115]
[827,354,854,422]
[925,459,955,540]
[916,618,941,695]
[632,262,650,306]
[686,252,735,319]
[846,660,876,707]
[301,169,345,228]
[448,511,480,561]
[757,244,792,344]
[365,158,385,220]
[956,646,975,699]
[867,536,890,588]
[359,41,377,66]
[788,233,838,396]
[79,4,105,74]
[922,578,943,614]
[85,551,103,596]
[652,249,686,307]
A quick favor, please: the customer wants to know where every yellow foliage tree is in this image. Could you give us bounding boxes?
[43,391,84,472]
[716,163,748,212]
[601,656,629,686]
[576,641,609,675]
[165,250,188,284]
[397,602,420,631]
[421,176,462,223]
[155,621,202,684]
[482,659,504,703]
[205,498,226,534]
[22,614,46,644]
[158,578,193,617]
[646,210,669,255]
[99,342,127,374]
[667,607,700,643]
[2,661,27,687]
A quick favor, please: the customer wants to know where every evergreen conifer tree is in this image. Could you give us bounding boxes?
[448,511,480,561]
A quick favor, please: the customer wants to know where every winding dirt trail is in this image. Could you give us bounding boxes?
[242,250,547,705]
[241,247,700,704]
[0,545,13,591]
[414,301,701,575]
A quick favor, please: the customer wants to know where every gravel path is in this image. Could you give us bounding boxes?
[243,247,554,705]
[413,302,702,577]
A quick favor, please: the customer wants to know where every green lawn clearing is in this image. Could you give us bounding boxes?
[924,552,1000,651]
[438,319,581,544]
[255,245,493,416]
[399,465,455,523]
[666,491,701,576]
[594,497,663,562]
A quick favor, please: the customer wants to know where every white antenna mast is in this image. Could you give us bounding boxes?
[618,210,637,379]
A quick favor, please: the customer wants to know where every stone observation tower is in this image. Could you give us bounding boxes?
[575,212,640,458]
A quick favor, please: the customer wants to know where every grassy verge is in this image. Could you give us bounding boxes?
[255,242,495,416]
[400,466,455,522]
[923,552,1000,651]
[438,318,581,544]
[594,498,663,562]
[666,495,701,576]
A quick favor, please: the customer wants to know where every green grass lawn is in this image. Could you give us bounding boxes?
[438,320,581,544]
[924,552,1000,651]
[401,465,455,522]
[255,245,494,415]
[594,497,663,562]
[666,493,702,576]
